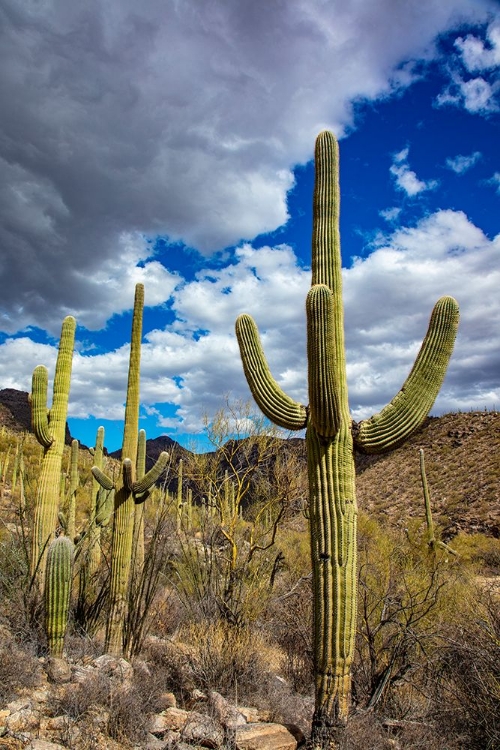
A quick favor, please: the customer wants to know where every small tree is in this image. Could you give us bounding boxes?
[173,399,301,627]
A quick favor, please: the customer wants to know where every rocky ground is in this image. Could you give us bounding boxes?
[0,649,306,750]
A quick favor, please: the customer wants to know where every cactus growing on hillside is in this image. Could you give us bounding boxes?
[235,132,459,749]
[92,284,168,655]
[30,315,76,591]
[44,535,74,657]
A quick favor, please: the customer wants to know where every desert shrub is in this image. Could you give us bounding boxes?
[176,620,272,702]
[355,511,472,714]
[0,625,40,703]
[54,669,149,744]
[430,590,500,750]
[451,531,500,574]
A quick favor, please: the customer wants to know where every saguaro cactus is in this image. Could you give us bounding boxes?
[30,316,76,591]
[44,535,74,658]
[92,284,168,655]
[235,131,459,749]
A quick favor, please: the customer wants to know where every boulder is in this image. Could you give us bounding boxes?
[235,722,298,750]
[209,691,247,729]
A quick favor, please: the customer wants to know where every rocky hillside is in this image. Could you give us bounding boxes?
[355,410,500,538]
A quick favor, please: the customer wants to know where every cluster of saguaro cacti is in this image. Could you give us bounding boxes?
[235,131,459,749]
[44,534,74,658]
[30,315,76,592]
[91,284,169,656]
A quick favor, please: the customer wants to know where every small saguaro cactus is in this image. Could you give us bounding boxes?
[92,284,169,656]
[235,131,459,749]
[30,315,76,592]
[44,534,74,658]
[420,449,457,557]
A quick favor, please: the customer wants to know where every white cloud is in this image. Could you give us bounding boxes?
[1,210,498,436]
[487,172,500,193]
[380,207,402,222]
[389,147,438,196]
[0,0,495,333]
[455,22,500,72]
[437,21,500,114]
[445,151,482,174]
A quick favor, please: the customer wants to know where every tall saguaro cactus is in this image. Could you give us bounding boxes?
[235,132,459,749]
[30,316,76,591]
[92,284,168,656]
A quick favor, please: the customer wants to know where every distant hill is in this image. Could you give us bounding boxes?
[0,388,74,444]
[1,387,498,536]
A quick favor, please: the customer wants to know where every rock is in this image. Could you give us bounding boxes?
[235,722,298,750]
[182,711,224,748]
[39,715,70,731]
[209,691,247,729]
[92,654,133,682]
[238,707,271,723]
[140,730,178,749]
[190,688,207,703]
[157,691,177,710]
[5,706,40,734]
[46,657,72,683]
[28,741,67,750]
[148,707,190,734]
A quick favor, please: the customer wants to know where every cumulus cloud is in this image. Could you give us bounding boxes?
[389,147,438,196]
[0,0,494,333]
[445,151,482,173]
[455,21,500,72]
[0,210,498,437]
[437,20,500,114]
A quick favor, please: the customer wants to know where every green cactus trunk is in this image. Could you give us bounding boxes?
[93,285,169,655]
[65,439,79,541]
[30,316,76,592]
[235,131,459,749]
[105,284,143,656]
[44,535,74,658]
[131,428,147,578]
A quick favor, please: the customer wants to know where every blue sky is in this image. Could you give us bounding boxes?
[0,1,499,453]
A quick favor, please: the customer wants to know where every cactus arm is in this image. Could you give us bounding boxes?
[235,313,307,431]
[44,535,74,658]
[133,451,169,497]
[31,366,53,448]
[123,458,135,490]
[51,316,77,429]
[96,489,114,526]
[91,466,115,491]
[307,285,341,438]
[354,296,459,453]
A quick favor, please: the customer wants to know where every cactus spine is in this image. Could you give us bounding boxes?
[92,285,168,655]
[44,535,74,657]
[235,131,459,748]
[30,316,76,591]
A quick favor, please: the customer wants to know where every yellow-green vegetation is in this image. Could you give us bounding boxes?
[0,406,498,749]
